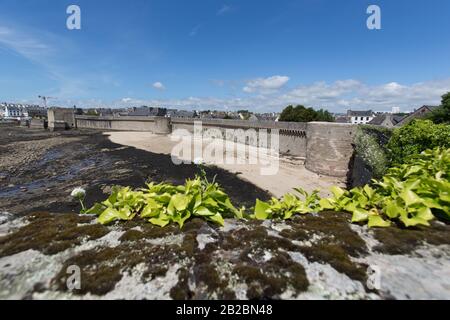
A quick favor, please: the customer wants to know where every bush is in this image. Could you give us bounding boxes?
[279,105,334,122]
[319,147,450,227]
[354,126,392,178]
[427,92,450,124]
[387,120,450,164]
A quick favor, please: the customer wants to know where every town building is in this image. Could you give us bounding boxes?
[127,106,167,117]
[166,109,197,118]
[0,104,25,120]
[368,114,404,128]
[346,110,375,124]
[395,105,438,127]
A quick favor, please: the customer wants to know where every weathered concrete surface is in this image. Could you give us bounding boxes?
[29,119,47,129]
[48,108,76,131]
[1,127,449,300]
[1,211,449,300]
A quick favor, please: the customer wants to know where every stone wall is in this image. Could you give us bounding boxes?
[171,118,308,157]
[75,115,171,134]
[70,113,356,177]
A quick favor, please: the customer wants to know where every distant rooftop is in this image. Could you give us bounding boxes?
[347,110,374,117]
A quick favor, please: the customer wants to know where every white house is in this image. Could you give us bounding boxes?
[346,110,375,124]
[0,104,25,120]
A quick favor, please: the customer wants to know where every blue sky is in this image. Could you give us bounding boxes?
[0,0,449,112]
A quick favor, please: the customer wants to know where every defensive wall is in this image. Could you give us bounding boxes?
[46,110,356,177]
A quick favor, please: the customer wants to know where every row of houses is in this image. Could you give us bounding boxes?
[336,105,438,128]
[0,103,47,120]
[80,106,280,121]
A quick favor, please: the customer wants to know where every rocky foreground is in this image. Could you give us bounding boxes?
[0,127,449,300]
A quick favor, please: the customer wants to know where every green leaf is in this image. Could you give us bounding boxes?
[399,211,430,227]
[207,213,225,226]
[319,198,335,210]
[172,212,191,229]
[254,199,271,220]
[84,203,105,216]
[363,185,375,199]
[283,209,295,220]
[149,214,171,228]
[170,194,191,212]
[384,200,404,219]
[351,208,369,223]
[400,190,422,206]
[331,186,346,199]
[415,206,434,222]
[194,206,215,217]
[141,199,162,218]
[98,208,127,225]
[368,215,391,228]
[202,197,219,208]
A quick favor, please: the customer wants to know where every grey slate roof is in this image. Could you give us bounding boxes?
[347,110,374,117]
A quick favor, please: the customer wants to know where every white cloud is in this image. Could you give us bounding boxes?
[115,78,448,113]
[280,78,450,112]
[189,25,201,37]
[243,75,290,94]
[217,5,232,15]
[0,26,52,62]
[152,82,166,90]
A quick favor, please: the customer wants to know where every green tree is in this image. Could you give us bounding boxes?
[279,105,334,122]
[428,92,450,124]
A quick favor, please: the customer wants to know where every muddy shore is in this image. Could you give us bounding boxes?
[1,127,449,300]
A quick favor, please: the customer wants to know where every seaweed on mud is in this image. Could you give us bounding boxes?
[0,212,109,258]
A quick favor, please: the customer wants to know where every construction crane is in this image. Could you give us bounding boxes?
[38,95,56,108]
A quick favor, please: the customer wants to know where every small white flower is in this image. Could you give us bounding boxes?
[71,187,86,199]
[193,157,204,165]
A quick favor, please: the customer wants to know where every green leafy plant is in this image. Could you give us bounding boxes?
[387,120,450,165]
[84,174,244,228]
[354,126,392,178]
[253,188,321,220]
[319,147,450,227]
